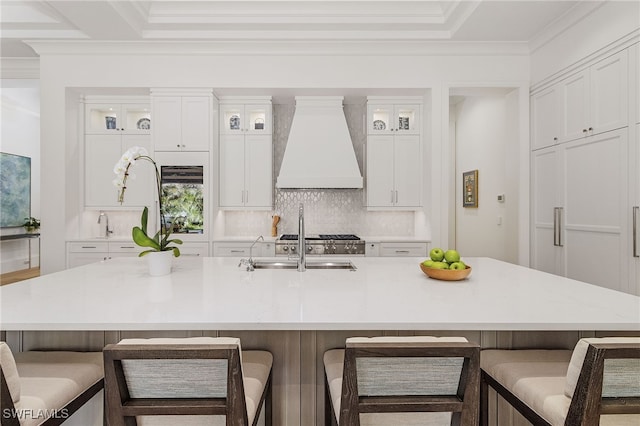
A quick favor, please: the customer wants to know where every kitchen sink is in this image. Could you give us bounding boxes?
[251,260,357,271]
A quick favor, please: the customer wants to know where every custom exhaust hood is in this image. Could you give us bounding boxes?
[276,96,363,189]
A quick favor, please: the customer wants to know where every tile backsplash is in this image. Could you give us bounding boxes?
[223,102,415,237]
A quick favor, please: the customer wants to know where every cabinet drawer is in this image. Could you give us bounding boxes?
[108,242,139,253]
[67,242,109,253]
[180,243,209,257]
[379,242,428,257]
[213,243,251,257]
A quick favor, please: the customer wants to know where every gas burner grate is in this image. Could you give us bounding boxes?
[319,234,360,240]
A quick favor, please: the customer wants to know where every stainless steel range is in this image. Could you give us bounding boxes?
[276,234,365,256]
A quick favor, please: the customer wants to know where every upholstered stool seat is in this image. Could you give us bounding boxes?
[324,336,480,426]
[1,342,104,426]
[480,337,640,426]
[103,337,272,426]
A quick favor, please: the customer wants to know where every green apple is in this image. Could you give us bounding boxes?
[429,247,444,262]
[422,259,434,267]
[431,261,449,269]
[444,249,460,263]
[449,262,466,270]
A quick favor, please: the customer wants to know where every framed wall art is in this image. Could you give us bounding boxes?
[0,152,31,227]
[462,169,478,208]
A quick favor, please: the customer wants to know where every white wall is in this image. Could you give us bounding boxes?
[0,80,41,272]
[452,92,518,263]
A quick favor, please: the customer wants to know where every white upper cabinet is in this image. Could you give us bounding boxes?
[589,50,628,134]
[367,135,421,208]
[151,90,212,151]
[220,100,272,135]
[85,101,151,135]
[83,97,153,208]
[366,97,422,210]
[367,101,420,135]
[531,85,563,150]
[219,97,273,210]
[531,49,628,150]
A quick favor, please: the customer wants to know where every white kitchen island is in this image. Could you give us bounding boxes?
[1,256,639,426]
[1,256,638,331]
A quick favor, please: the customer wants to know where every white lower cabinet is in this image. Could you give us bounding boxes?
[179,242,209,257]
[212,241,275,257]
[532,128,635,294]
[67,241,209,268]
[365,241,428,257]
[67,241,138,268]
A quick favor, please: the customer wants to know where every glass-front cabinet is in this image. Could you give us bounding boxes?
[85,98,151,134]
[220,98,272,135]
[367,98,421,135]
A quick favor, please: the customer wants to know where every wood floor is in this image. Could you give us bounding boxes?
[0,267,40,285]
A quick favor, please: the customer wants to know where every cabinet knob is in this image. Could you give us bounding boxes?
[588,127,593,131]
[553,137,558,141]
[583,129,587,133]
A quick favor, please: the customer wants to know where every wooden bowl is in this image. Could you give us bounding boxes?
[419,263,471,281]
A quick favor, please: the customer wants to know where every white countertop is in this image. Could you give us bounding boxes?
[1,257,638,331]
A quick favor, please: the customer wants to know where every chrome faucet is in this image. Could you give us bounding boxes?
[239,235,264,271]
[298,203,306,272]
[97,211,112,238]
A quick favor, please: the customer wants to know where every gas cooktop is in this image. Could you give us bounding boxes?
[279,234,361,241]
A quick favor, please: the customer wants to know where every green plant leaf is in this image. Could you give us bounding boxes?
[140,206,149,234]
[171,247,181,257]
[132,226,161,250]
[138,249,155,257]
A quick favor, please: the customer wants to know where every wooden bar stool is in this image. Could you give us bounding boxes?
[323,336,480,426]
[103,337,272,426]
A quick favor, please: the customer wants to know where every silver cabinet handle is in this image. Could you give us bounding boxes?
[553,207,564,247]
[557,207,563,247]
[634,206,639,258]
[183,253,201,257]
[391,190,394,204]
[395,250,410,254]
[230,250,245,253]
[241,190,244,203]
[395,190,398,204]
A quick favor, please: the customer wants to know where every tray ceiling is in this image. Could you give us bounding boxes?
[1,0,590,57]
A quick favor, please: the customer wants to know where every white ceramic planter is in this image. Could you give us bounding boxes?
[147,250,174,276]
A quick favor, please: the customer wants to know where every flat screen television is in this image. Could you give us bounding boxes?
[0,152,31,228]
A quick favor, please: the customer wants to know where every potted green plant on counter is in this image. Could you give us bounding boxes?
[113,146,182,275]
[22,217,40,233]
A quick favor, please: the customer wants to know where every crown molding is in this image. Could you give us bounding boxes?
[24,39,529,57]
[0,58,40,79]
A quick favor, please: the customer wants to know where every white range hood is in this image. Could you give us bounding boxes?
[276,96,363,189]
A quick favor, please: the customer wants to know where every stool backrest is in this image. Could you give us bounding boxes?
[340,336,480,426]
[103,337,247,426]
[565,337,640,425]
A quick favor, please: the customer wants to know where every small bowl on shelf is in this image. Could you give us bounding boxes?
[419,263,472,281]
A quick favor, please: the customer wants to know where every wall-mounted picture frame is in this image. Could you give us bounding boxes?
[462,169,478,208]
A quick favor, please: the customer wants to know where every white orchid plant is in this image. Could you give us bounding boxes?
[113,146,182,257]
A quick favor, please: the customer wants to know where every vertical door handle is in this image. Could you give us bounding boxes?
[634,206,639,258]
[553,207,564,247]
[391,190,394,204]
[241,190,244,203]
[557,207,563,247]
[553,207,558,246]
[395,190,398,204]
